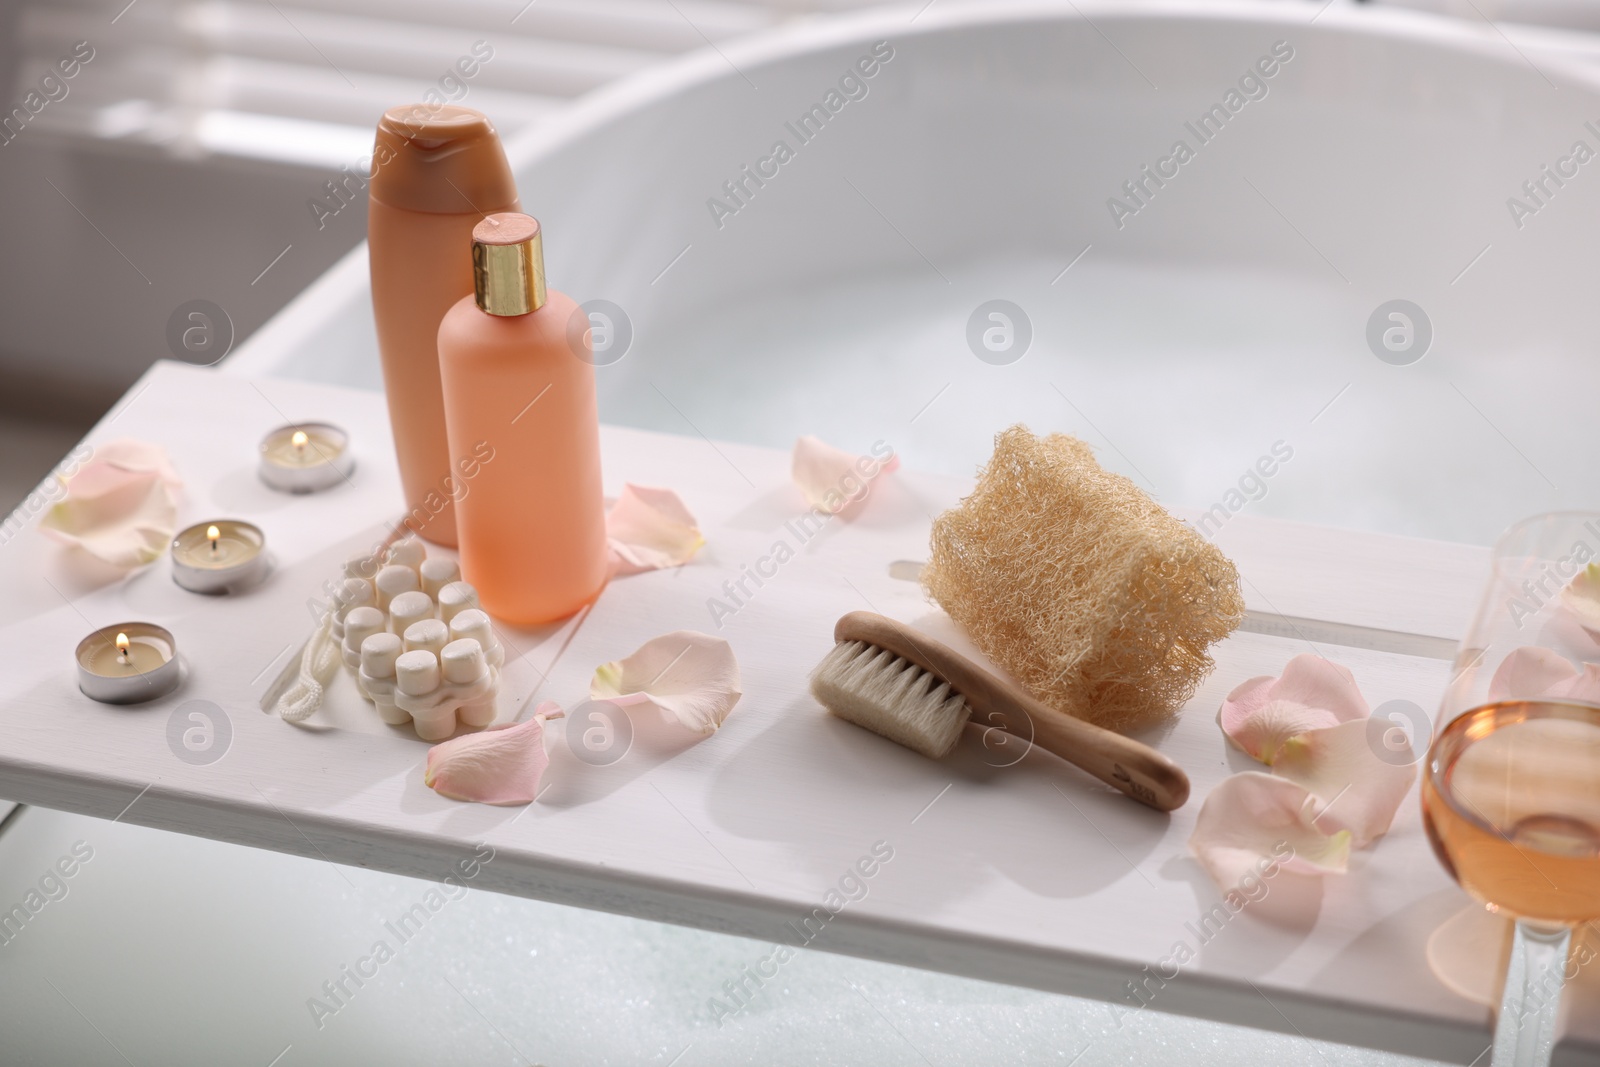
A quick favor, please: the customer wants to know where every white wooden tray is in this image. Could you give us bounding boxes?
[1,362,1590,1063]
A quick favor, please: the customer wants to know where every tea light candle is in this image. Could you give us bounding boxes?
[258,422,354,493]
[75,623,181,704]
[171,520,269,593]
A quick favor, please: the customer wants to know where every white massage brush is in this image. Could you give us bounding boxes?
[810,611,1190,812]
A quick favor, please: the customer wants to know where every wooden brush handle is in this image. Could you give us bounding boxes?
[834,612,1190,812]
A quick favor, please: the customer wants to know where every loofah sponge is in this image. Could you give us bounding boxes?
[922,425,1245,734]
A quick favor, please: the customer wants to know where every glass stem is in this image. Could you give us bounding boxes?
[1492,920,1572,1067]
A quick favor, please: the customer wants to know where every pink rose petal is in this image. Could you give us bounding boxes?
[424,702,562,805]
[1267,655,1368,719]
[1488,645,1600,705]
[1203,655,1421,892]
[1489,646,1579,702]
[1560,563,1600,637]
[606,483,705,576]
[1272,719,1417,848]
[38,438,182,568]
[1218,655,1368,763]
[1215,675,1275,748]
[1189,772,1352,893]
[1567,664,1600,705]
[591,631,741,735]
[790,435,898,517]
[80,439,181,489]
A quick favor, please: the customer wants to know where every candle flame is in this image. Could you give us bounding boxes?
[207,524,220,542]
[116,632,130,654]
[292,430,308,449]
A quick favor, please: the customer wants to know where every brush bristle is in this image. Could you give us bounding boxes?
[809,640,970,758]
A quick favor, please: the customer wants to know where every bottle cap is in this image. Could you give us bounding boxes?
[369,105,518,216]
[472,212,547,317]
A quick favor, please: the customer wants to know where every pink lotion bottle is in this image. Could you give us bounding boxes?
[436,213,609,625]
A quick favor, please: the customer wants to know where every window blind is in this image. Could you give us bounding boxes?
[6,0,885,167]
[13,0,1600,169]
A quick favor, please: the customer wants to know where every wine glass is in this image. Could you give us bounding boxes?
[1423,512,1600,1067]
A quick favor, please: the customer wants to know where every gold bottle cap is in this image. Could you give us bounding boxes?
[471,212,547,317]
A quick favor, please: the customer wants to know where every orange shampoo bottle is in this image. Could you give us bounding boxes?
[437,213,609,625]
[368,104,519,547]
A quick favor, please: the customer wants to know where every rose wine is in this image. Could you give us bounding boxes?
[1422,699,1600,926]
